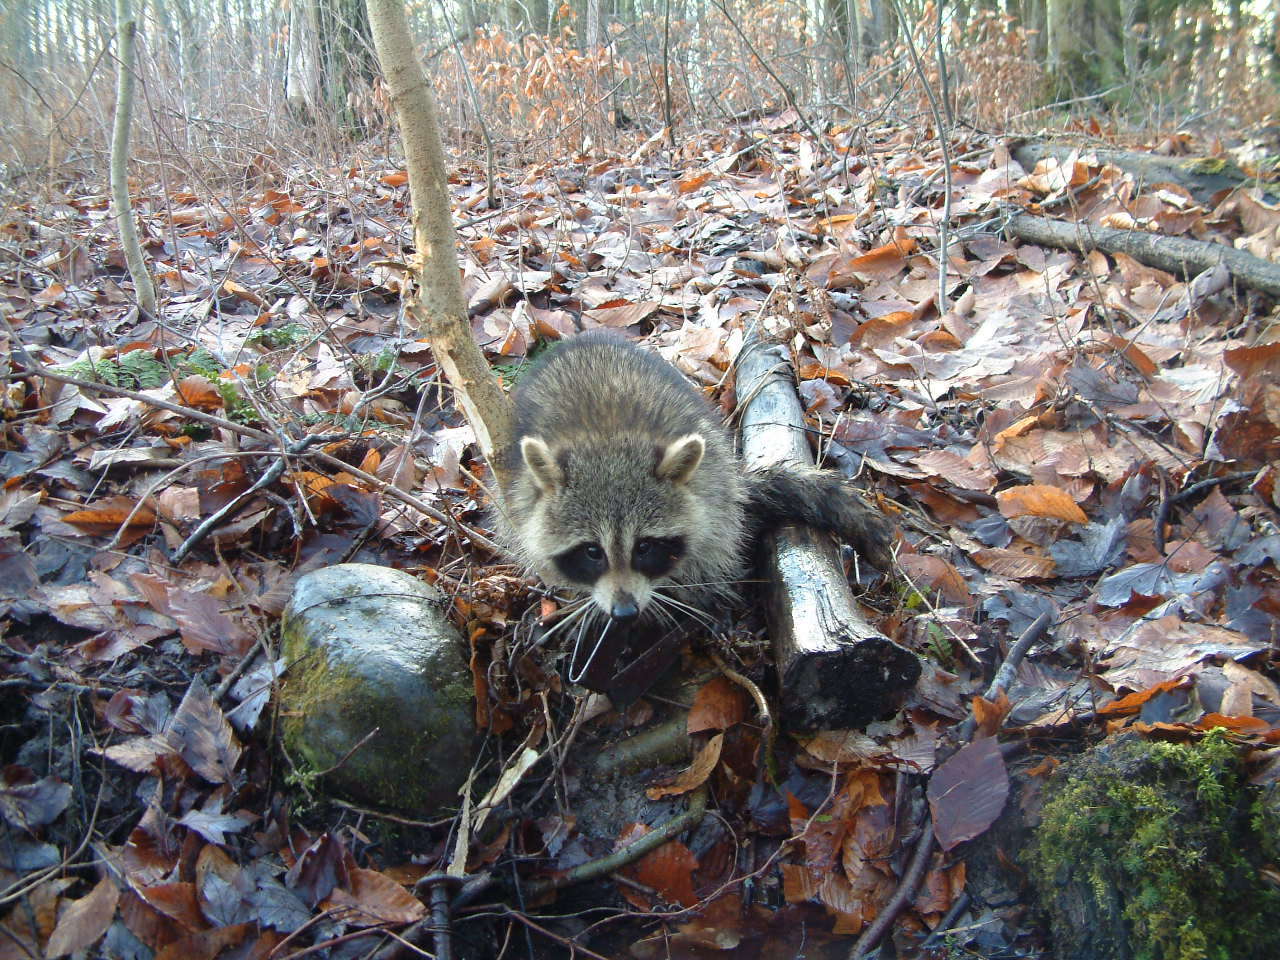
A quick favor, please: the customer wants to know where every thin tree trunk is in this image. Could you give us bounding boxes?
[364,0,514,478]
[111,0,157,317]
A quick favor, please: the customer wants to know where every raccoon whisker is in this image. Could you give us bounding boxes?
[649,590,715,628]
[568,614,612,685]
[645,597,680,631]
[538,601,594,644]
[539,595,592,625]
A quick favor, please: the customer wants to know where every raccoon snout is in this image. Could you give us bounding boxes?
[609,592,640,621]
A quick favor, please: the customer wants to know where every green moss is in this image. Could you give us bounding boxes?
[1030,731,1280,960]
[1252,783,1280,863]
[247,322,311,350]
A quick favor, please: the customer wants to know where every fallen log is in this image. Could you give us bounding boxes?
[736,333,919,732]
[1009,140,1268,206]
[1006,212,1280,299]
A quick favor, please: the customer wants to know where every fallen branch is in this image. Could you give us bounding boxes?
[1006,213,1280,298]
[736,331,919,732]
[1010,140,1264,206]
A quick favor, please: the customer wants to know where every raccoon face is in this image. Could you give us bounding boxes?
[518,433,704,621]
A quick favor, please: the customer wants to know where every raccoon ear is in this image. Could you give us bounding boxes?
[521,437,563,494]
[656,434,705,485]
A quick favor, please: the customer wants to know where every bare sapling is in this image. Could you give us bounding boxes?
[364,0,514,484]
[110,0,157,317]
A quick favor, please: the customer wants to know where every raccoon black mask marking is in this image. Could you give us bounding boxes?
[494,331,891,629]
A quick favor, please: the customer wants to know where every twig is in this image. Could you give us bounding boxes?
[314,727,380,778]
[213,634,268,703]
[708,0,826,150]
[329,800,453,829]
[497,907,614,960]
[1154,468,1172,555]
[959,611,1053,743]
[710,649,776,775]
[525,785,708,898]
[1169,470,1256,506]
[851,827,936,958]
[0,764,105,907]
[3,321,271,444]
[888,0,953,314]
[275,926,400,960]
[171,434,332,562]
[921,891,972,948]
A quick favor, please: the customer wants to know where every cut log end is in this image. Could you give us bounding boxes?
[760,525,921,732]
[778,632,922,732]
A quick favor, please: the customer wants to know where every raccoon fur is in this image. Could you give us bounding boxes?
[493,331,892,628]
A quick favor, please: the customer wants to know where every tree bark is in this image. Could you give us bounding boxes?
[1007,213,1280,298]
[285,0,323,119]
[110,0,157,318]
[737,333,919,732]
[365,0,515,480]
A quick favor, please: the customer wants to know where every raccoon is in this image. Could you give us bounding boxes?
[493,331,892,633]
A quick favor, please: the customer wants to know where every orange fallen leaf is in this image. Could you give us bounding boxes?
[996,484,1087,524]
[647,733,723,799]
[63,496,156,531]
[847,235,918,281]
[687,676,748,733]
[174,375,222,411]
[971,549,1057,579]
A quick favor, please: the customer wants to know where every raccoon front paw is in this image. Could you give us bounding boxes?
[837,494,895,571]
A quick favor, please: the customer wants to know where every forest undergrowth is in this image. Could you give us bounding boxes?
[2,13,1280,955]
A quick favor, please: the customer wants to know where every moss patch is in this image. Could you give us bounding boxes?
[1030,731,1280,960]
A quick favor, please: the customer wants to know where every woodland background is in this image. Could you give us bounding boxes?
[3,0,1279,180]
[3,1,1280,959]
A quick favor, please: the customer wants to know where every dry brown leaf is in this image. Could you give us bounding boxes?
[911,450,997,491]
[898,554,971,605]
[153,923,250,960]
[797,728,879,766]
[62,496,156,532]
[45,877,119,958]
[971,548,1057,579]
[323,868,427,926]
[847,235,918,281]
[686,676,748,733]
[996,484,1087,524]
[647,733,723,800]
[619,825,700,909]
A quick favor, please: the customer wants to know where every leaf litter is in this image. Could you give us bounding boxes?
[1,113,1279,958]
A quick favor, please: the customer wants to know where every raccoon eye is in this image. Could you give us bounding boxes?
[554,542,608,584]
[632,536,685,577]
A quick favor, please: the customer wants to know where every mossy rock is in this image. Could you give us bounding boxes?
[1028,731,1280,960]
[280,563,474,814]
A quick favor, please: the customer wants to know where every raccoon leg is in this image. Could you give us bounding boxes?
[743,464,894,569]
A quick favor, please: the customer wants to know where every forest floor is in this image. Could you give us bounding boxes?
[2,114,1279,960]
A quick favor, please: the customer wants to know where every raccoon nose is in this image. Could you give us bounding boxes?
[610,594,639,621]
